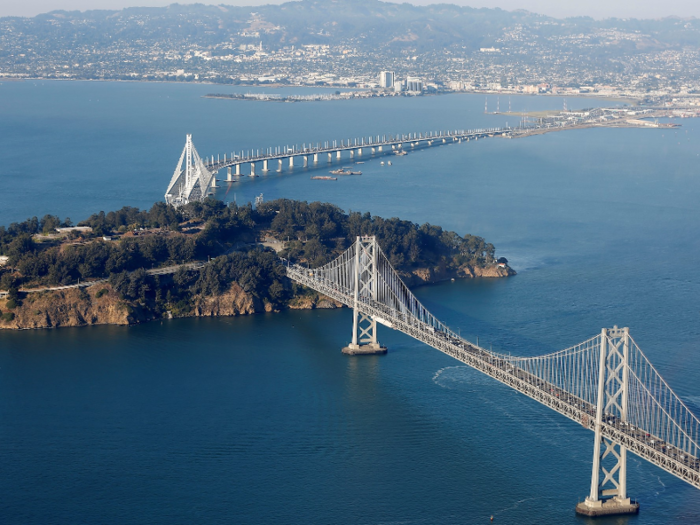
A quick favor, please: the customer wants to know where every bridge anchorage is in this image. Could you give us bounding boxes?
[286,236,700,517]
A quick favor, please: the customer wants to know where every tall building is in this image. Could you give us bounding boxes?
[406,77,423,93]
[379,71,395,89]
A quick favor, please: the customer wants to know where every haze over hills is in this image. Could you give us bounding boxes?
[2,0,700,95]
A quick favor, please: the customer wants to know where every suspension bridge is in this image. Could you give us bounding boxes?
[285,236,700,517]
[164,128,507,206]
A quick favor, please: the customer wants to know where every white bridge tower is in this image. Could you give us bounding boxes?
[342,236,387,355]
[165,134,216,207]
[576,327,640,517]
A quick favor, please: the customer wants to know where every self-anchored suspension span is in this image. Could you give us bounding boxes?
[285,236,700,515]
[164,128,509,206]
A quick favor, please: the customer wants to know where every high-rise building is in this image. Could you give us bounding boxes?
[406,77,423,93]
[379,71,395,89]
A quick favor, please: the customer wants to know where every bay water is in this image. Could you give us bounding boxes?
[1,80,699,523]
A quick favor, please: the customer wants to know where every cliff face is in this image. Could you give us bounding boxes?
[0,285,132,330]
[402,263,515,287]
[0,263,514,331]
[193,282,260,317]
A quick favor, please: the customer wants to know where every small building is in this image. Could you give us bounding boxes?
[0,255,9,266]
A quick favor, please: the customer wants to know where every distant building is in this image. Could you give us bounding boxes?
[379,71,395,89]
[406,77,423,93]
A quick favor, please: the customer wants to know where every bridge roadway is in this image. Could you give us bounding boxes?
[203,128,508,176]
[286,262,700,491]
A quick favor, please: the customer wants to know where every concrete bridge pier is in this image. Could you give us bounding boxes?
[313,153,319,163]
[250,163,256,177]
[262,160,268,172]
[236,164,241,176]
[371,147,376,154]
[303,156,308,167]
[378,145,383,152]
[227,167,233,181]
[336,151,341,160]
[357,148,362,156]
[328,152,332,162]
[211,171,218,188]
[289,156,294,168]
[350,150,354,158]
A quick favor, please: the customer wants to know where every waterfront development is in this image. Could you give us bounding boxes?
[1,81,700,523]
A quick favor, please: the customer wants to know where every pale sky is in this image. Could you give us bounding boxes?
[1,0,699,20]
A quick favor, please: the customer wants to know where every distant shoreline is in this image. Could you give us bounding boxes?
[0,76,646,105]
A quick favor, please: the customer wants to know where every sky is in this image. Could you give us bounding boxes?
[1,0,699,20]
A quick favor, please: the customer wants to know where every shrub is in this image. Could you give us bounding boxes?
[1,312,15,322]
[95,288,108,298]
[6,299,17,309]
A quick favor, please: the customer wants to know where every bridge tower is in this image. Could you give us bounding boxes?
[342,236,387,356]
[576,327,640,517]
[164,135,215,207]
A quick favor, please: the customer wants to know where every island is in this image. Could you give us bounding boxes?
[0,199,514,330]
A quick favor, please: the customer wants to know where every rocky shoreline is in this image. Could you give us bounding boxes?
[0,263,514,331]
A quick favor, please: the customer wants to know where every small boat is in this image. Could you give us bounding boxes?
[311,176,337,180]
[380,161,385,165]
[388,161,392,166]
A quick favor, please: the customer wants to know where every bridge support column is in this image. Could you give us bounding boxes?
[278,159,283,172]
[262,160,269,172]
[350,150,354,158]
[371,147,376,154]
[357,148,362,156]
[210,171,218,188]
[289,156,294,168]
[328,152,332,162]
[336,151,341,160]
[342,236,387,356]
[576,327,639,517]
[227,167,233,181]
[303,156,308,167]
[235,164,241,176]
[313,153,318,163]
[250,163,256,177]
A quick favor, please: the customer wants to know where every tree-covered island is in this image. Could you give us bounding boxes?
[0,199,514,329]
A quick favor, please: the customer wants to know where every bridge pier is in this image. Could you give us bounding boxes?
[313,153,318,163]
[250,163,256,177]
[262,159,268,172]
[210,171,218,188]
[336,151,341,160]
[278,159,283,172]
[328,152,332,163]
[358,148,362,156]
[236,164,241,176]
[227,167,233,181]
[350,150,354,158]
[303,156,308,167]
[289,156,294,168]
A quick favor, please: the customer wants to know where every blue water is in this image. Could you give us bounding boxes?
[1,81,700,524]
